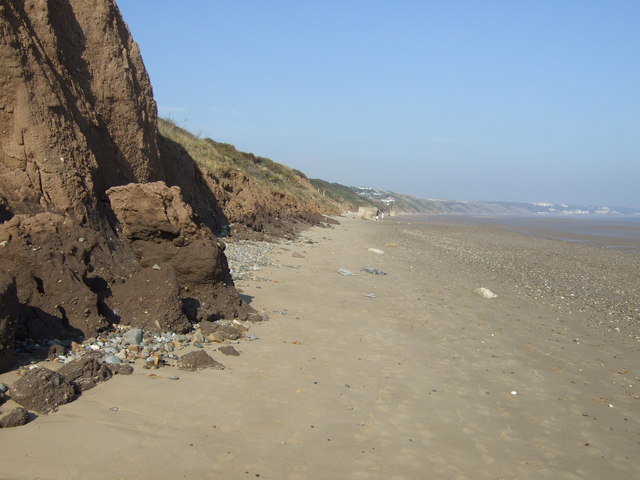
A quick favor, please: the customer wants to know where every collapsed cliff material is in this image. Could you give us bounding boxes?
[0,0,251,371]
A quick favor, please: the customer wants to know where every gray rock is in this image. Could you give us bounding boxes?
[103,355,122,364]
[361,267,387,275]
[0,382,8,393]
[123,328,144,346]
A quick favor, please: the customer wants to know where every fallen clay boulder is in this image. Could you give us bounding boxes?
[9,367,76,414]
[58,357,113,393]
[0,407,31,428]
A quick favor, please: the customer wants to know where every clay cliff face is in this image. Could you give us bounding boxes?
[0,0,250,372]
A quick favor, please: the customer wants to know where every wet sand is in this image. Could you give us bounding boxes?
[1,215,639,479]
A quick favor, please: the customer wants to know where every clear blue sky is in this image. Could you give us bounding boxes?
[118,1,639,207]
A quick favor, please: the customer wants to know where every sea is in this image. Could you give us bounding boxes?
[423,215,640,253]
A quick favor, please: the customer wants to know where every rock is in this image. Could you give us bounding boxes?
[106,363,134,375]
[0,407,31,428]
[200,323,241,340]
[9,367,75,414]
[0,382,8,393]
[367,248,384,254]
[177,350,224,371]
[47,344,66,360]
[123,328,144,346]
[58,357,112,392]
[292,252,305,258]
[206,333,224,344]
[218,346,240,356]
[361,267,387,275]
[104,355,122,364]
[474,287,498,299]
[338,268,356,276]
[192,328,205,344]
[0,391,7,406]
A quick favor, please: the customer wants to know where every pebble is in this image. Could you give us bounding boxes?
[0,383,8,393]
[169,376,180,380]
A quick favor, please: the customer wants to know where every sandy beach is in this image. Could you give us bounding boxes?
[1,215,639,479]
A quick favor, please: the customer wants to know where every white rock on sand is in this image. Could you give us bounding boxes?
[474,287,498,298]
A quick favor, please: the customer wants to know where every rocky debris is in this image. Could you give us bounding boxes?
[0,407,31,428]
[224,240,277,281]
[58,357,112,393]
[0,271,18,373]
[218,346,240,356]
[177,350,224,371]
[199,323,242,340]
[0,382,8,393]
[9,367,75,414]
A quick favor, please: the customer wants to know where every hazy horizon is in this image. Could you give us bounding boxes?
[119,1,640,208]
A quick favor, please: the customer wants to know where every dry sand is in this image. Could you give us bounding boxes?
[1,215,639,479]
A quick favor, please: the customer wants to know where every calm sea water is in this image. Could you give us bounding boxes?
[423,215,640,253]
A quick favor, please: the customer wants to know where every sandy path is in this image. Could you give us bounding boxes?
[1,215,638,479]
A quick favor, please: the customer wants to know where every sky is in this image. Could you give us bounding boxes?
[117,1,640,207]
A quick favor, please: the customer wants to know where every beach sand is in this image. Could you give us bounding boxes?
[1,215,638,479]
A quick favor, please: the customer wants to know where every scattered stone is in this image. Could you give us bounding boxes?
[177,350,224,371]
[292,252,305,258]
[9,367,75,414]
[169,376,180,380]
[365,293,377,298]
[0,382,8,393]
[361,267,387,275]
[152,264,162,270]
[218,346,240,356]
[338,268,356,276]
[246,333,259,341]
[58,357,112,392]
[475,287,498,299]
[123,328,144,345]
[0,407,31,428]
[367,248,384,254]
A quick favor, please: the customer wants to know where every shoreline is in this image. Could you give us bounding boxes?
[1,214,638,479]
